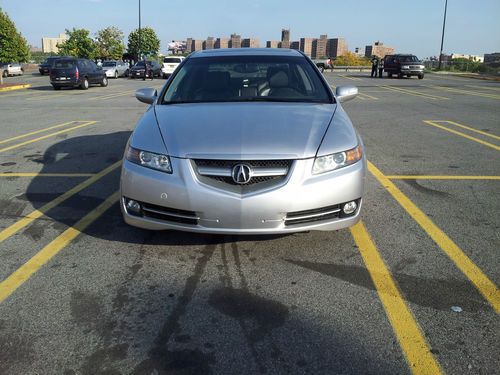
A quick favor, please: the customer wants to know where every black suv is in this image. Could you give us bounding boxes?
[39,56,62,75]
[50,58,108,90]
[129,60,162,79]
[383,54,424,79]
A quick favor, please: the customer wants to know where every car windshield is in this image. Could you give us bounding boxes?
[102,62,116,67]
[164,58,182,63]
[53,60,75,68]
[134,61,147,67]
[400,55,420,62]
[162,55,331,104]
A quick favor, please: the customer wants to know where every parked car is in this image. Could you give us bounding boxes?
[161,56,184,78]
[129,60,162,79]
[102,60,129,78]
[121,49,365,234]
[384,54,425,79]
[39,56,61,75]
[313,58,333,72]
[1,62,24,77]
[50,58,108,90]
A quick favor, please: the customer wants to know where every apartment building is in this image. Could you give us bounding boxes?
[242,38,260,48]
[229,34,242,48]
[203,37,215,50]
[290,41,300,50]
[300,38,315,57]
[41,33,67,53]
[365,41,395,58]
[215,38,229,49]
[311,35,328,59]
[326,38,348,58]
[266,41,279,48]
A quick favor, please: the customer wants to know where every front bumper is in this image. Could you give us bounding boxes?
[104,70,116,77]
[120,157,366,234]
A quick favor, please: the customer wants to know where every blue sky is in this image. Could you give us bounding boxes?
[1,0,499,57]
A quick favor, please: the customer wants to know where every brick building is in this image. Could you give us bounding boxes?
[365,41,395,58]
[326,38,348,58]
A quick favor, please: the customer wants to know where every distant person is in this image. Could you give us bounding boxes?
[329,57,334,72]
[371,56,378,78]
[378,57,384,78]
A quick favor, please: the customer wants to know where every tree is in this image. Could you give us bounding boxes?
[57,28,96,59]
[0,8,31,63]
[127,27,160,59]
[95,26,125,60]
[334,52,370,66]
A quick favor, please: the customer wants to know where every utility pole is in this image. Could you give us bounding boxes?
[138,0,141,60]
[438,0,448,70]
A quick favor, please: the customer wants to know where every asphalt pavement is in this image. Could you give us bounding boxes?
[0,71,498,375]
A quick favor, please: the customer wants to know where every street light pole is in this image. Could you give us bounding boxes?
[438,0,448,70]
[138,0,141,61]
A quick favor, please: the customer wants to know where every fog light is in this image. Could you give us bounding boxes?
[126,199,141,213]
[343,201,357,215]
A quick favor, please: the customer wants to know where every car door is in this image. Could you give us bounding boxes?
[88,60,101,83]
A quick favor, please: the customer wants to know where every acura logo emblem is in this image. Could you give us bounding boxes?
[232,164,252,184]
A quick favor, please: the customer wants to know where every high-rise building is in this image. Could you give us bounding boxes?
[229,33,241,48]
[312,34,328,59]
[365,41,394,58]
[41,33,68,53]
[290,41,300,50]
[281,29,290,43]
[186,38,193,53]
[203,37,215,50]
[300,38,315,57]
[326,38,348,58]
[266,41,279,48]
[215,38,229,49]
[190,39,203,52]
[242,38,260,48]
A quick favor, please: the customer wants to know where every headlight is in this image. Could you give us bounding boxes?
[402,65,410,69]
[419,65,425,69]
[126,146,172,173]
[312,145,362,174]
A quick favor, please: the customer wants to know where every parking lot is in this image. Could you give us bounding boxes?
[0,71,498,374]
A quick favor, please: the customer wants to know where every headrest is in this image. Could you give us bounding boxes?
[269,71,289,88]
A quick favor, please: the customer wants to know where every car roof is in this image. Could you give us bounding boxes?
[190,48,304,58]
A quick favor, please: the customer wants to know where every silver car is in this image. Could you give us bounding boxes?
[120,48,365,234]
[102,60,129,78]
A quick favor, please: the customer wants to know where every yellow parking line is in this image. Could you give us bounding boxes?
[0,161,121,244]
[465,85,500,92]
[359,92,378,100]
[0,173,95,177]
[0,121,79,145]
[0,121,98,154]
[350,222,443,375]
[368,161,500,313]
[431,85,500,100]
[430,120,500,141]
[387,175,500,180]
[379,85,449,100]
[88,90,134,101]
[338,74,363,81]
[0,191,119,303]
[423,121,500,151]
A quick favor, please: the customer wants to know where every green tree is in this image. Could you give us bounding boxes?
[95,26,125,60]
[0,8,31,63]
[57,28,96,59]
[334,52,370,66]
[127,27,160,58]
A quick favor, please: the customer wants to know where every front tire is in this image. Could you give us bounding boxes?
[418,74,424,79]
[2,70,7,78]
[101,76,108,87]
[114,70,118,79]
[80,78,89,90]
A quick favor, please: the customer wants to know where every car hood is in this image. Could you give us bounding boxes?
[154,102,336,159]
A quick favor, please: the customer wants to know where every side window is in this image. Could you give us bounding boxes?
[89,61,98,70]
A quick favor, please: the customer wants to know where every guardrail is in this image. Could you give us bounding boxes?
[316,64,371,72]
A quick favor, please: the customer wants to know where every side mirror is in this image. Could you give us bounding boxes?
[136,88,157,104]
[335,85,358,103]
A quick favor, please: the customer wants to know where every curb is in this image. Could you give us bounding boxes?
[0,84,31,92]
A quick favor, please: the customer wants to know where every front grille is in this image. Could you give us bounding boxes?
[140,201,198,225]
[192,159,293,193]
[285,204,341,226]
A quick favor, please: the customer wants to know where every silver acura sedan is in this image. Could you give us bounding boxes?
[120,48,366,234]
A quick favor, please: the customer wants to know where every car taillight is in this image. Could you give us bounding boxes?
[75,67,79,80]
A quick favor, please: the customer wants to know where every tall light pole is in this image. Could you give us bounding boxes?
[438,0,448,70]
[138,0,142,60]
